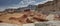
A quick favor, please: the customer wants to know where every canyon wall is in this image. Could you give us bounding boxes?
[36,0,60,14]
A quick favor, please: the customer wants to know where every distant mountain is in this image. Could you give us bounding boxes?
[2,5,37,13]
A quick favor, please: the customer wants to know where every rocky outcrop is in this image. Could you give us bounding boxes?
[37,0,60,12]
[0,10,49,24]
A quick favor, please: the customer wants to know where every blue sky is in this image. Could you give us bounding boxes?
[0,0,45,6]
[0,0,21,6]
[0,0,53,11]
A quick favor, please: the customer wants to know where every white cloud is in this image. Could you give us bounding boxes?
[33,0,53,5]
[46,0,53,1]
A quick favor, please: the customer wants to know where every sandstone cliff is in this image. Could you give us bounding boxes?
[37,0,60,14]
